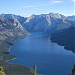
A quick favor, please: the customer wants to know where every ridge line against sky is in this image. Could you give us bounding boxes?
[0,0,75,17]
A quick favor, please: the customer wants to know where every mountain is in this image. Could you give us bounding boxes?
[0,13,27,25]
[50,26,75,53]
[23,13,74,33]
[0,13,75,52]
[0,13,75,34]
[0,16,27,53]
[67,15,75,21]
[49,15,75,52]
[0,14,33,75]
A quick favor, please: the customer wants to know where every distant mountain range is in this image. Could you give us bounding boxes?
[0,13,75,52]
[0,13,75,33]
[23,13,75,33]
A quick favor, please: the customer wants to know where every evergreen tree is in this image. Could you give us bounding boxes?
[33,64,37,75]
[72,64,75,75]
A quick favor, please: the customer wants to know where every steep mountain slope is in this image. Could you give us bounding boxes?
[50,26,75,53]
[23,13,73,32]
[0,14,27,25]
[0,13,75,34]
[0,16,27,53]
[0,14,34,75]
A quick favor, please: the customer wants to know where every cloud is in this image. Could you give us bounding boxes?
[53,0,63,3]
[22,0,63,9]
[49,0,63,4]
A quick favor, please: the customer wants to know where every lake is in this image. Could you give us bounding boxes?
[10,32,75,75]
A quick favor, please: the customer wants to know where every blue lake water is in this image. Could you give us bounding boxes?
[10,32,75,75]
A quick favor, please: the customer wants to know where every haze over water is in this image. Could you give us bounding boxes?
[10,32,75,75]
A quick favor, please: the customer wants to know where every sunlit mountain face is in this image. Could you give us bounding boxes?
[1,13,75,32]
[0,14,27,53]
[22,13,75,33]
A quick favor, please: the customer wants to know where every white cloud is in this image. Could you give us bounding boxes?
[49,0,63,5]
[53,0,63,3]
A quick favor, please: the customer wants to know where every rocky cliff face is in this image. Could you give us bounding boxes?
[23,13,75,33]
[1,13,75,34]
[0,14,27,25]
[0,16,27,53]
[0,14,33,75]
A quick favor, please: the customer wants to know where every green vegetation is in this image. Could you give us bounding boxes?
[69,64,75,75]
[72,64,75,75]
[33,64,37,75]
[0,41,33,75]
[0,39,74,75]
[0,65,6,75]
[0,54,33,75]
[0,14,33,75]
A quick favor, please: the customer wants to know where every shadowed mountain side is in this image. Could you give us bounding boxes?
[50,26,75,53]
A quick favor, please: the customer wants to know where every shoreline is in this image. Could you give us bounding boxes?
[0,33,33,75]
[8,32,30,62]
[6,57,16,63]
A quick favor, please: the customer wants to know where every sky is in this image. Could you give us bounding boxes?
[0,0,75,17]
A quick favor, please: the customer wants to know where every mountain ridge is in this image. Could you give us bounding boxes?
[22,13,75,32]
[0,13,75,45]
[0,15,28,53]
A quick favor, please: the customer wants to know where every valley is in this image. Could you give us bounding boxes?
[0,13,75,75]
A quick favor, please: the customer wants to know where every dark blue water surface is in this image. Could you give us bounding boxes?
[10,33,75,75]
